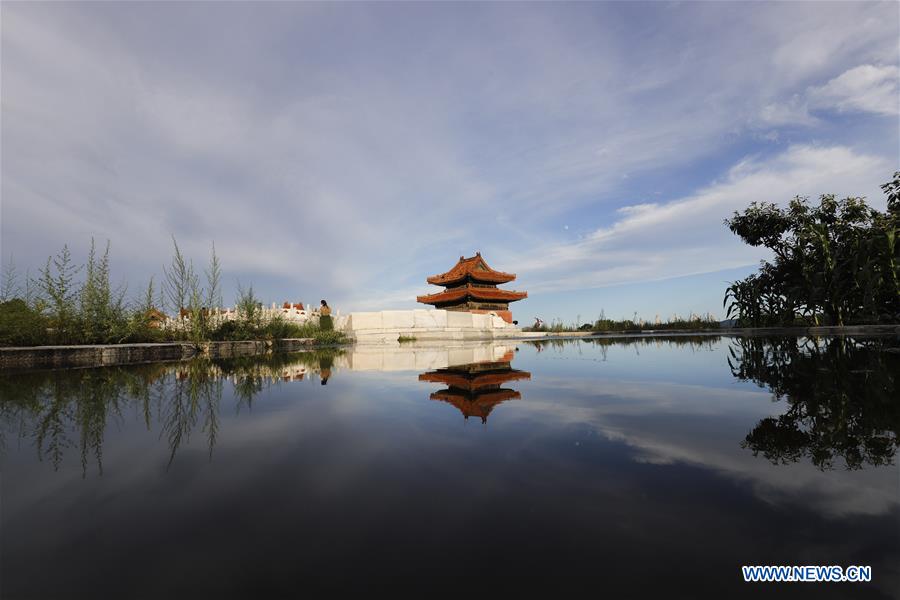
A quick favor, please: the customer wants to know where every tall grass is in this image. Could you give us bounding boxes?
[0,238,347,347]
[524,310,721,333]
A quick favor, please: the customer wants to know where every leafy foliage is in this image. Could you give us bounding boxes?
[729,336,898,469]
[0,299,48,346]
[724,172,900,326]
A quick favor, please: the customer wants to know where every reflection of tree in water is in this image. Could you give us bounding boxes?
[165,360,223,467]
[0,349,343,475]
[0,364,170,476]
[729,336,899,469]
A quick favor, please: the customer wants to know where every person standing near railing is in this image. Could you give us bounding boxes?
[319,299,333,331]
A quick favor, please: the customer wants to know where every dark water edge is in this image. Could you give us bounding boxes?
[0,338,324,370]
[1,336,897,598]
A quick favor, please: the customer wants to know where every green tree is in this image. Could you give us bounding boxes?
[38,245,82,343]
[206,242,223,311]
[1,255,17,302]
[725,173,900,326]
[79,239,127,343]
[163,236,194,317]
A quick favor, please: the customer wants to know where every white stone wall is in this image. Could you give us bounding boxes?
[341,309,519,343]
[335,342,518,371]
[162,305,339,330]
[162,307,517,342]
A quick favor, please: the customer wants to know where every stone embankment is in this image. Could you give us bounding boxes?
[0,338,316,370]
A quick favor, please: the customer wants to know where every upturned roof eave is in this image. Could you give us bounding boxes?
[425,254,517,286]
[416,287,528,304]
[426,271,516,286]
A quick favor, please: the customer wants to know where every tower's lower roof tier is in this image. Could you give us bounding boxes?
[430,388,521,422]
[416,284,527,305]
[419,368,531,391]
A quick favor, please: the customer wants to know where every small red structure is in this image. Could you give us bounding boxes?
[416,252,526,323]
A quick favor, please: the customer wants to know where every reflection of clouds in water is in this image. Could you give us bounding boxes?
[510,376,898,517]
[4,340,899,598]
[3,380,396,525]
[3,338,896,525]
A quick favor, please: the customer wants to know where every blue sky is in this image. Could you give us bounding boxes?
[2,1,898,323]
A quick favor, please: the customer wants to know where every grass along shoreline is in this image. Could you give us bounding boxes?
[524,313,722,334]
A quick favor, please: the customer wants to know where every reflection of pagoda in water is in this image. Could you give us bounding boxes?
[418,350,530,423]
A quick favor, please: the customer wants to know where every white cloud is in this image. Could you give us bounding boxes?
[510,145,891,293]
[616,203,659,217]
[758,95,817,127]
[756,63,899,128]
[808,64,900,116]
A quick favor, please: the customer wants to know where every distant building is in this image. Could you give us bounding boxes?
[416,252,527,324]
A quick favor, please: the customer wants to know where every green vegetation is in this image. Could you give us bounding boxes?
[524,312,720,333]
[0,348,345,473]
[525,334,722,353]
[0,238,348,347]
[730,335,898,469]
[592,313,719,332]
[397,335,418,343]
[0,299,47,346]
[724,172,900,327]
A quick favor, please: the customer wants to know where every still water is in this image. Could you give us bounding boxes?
[1,335,898,598]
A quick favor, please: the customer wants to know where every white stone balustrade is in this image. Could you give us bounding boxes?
[160,305,516,343]
[342,309,519,344]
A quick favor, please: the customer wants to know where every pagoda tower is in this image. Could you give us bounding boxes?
[418,351,531,423]
[416,252,527,323]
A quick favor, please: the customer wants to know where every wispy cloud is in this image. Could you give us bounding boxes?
[808,64,900,116]
[510,145,891,293]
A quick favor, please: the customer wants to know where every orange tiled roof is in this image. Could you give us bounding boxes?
[426,253,516,286]
[419,369,531,391]
[417,283,527,305]
[430,389,521,422]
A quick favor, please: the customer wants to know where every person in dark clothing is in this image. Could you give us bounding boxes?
[319,299,333,331]
[319,355,333,385]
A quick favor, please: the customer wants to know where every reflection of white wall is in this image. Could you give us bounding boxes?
[336,342,517,372]
[344,309,517,343]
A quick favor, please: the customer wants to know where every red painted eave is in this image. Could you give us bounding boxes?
[416,285,527,305]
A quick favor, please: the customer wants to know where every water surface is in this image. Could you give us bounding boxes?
[2,336,898,598]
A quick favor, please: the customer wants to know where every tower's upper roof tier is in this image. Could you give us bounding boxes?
[426,253,516,286]
[416,283,527,305]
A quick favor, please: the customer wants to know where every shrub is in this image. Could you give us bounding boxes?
[0,299,48,346]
